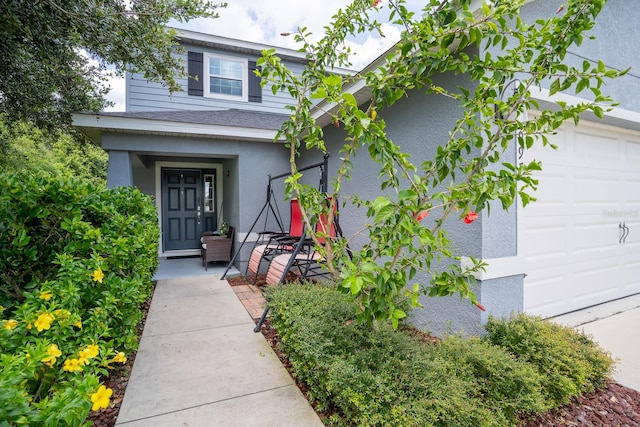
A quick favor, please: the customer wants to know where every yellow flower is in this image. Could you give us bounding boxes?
[80,344,100,359]
[113,352,127,364]
[91,267,104,283]
[54,309,70,319]
[34,313,55,332]
[371,110,377,120]
[90,385,112,411]
[73,320,83,329]
[3,319,18,330]
[39,290,53,301]
[41,344,62,367]
[63,358,83,372]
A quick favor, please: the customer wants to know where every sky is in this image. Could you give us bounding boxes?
[104,0,423,111]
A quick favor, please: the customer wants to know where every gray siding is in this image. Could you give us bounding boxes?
[127,43,306,113]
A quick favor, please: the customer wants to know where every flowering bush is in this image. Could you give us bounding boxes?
[259,0,622,328]
[0,173,159,425]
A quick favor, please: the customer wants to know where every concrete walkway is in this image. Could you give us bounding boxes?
[553,294,640,392]
[115,275,322,426]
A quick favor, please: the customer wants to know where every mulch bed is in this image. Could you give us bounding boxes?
[88,278,640,427]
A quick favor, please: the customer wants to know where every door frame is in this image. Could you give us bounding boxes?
[155,161,223,257]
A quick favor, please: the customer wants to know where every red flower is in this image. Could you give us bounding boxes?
[372,0,382,6]
[333,119,340,128]
[414,210,429,222]
[463,211,478,224]
[474,302,486,312]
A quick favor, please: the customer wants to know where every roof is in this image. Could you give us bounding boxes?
[101,109,288,130]
[73,109,290,143]
[174,28,354,75]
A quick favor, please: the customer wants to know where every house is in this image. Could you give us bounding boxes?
[74,31,315,257]
[73,0,639,336]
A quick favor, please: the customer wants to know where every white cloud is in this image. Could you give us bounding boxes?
[104,0,424,110]
[103,73,126,112]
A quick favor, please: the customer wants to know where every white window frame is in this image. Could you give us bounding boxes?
[203,53,248,102]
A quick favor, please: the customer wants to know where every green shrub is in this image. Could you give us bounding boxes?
[0,172,159,425]
[484,312,614,407]
[0,116,108,186]
[266,283,555,426]
[434,336,548,419]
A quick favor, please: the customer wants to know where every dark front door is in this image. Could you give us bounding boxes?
[162,169,202,251]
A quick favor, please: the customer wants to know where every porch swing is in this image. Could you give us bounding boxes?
[221,153,330,280]
[220,153,350,332]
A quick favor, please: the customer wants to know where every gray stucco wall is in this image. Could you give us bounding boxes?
[518,0,640,114]
[310,68,524,336]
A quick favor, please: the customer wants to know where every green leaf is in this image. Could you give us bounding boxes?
[372,196,391,211]
[311,87,327,99]
[375,204,396,223]
[341,92,358,107]
[323,74,342,87]
[549,79,561,96]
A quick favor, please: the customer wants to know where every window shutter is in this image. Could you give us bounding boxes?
[248,61,262,103]
[188,52,203,96]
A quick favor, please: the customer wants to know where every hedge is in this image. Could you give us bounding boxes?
[266,282,614,426]
[0,173,159,425]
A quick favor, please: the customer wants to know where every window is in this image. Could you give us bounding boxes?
[204,173,215,213]
[204,54,247,101]
[188,51,262,102]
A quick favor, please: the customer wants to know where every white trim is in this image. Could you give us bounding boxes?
[460,256,525,281]
[530,86,640,127]
[203,53,248,102]
[174,28,309,62]
[155,161,224,257]
[72,113,279,142]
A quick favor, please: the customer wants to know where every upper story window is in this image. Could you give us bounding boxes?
[205,54,247,101]
[188,51,262,103]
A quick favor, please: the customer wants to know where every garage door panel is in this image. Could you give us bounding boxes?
[573,130,620,167]
[520,220,567,267]
[625,140,640,171]
[574,175,621,205]
[533,174,566,202]
[535,129,568,163]
[572,260,620,298]
[623,256,640,292]
[622,218,640,246]
[526,257,624,317]
[624,178,640,204]
[573,221,620,255]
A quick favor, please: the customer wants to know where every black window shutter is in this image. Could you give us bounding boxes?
[248,61,262,103]
[188,52,203,96]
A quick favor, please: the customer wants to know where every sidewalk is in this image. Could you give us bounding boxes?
[115,275,322,426]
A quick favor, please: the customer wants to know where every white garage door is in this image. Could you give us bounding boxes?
[519,120,640,317]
